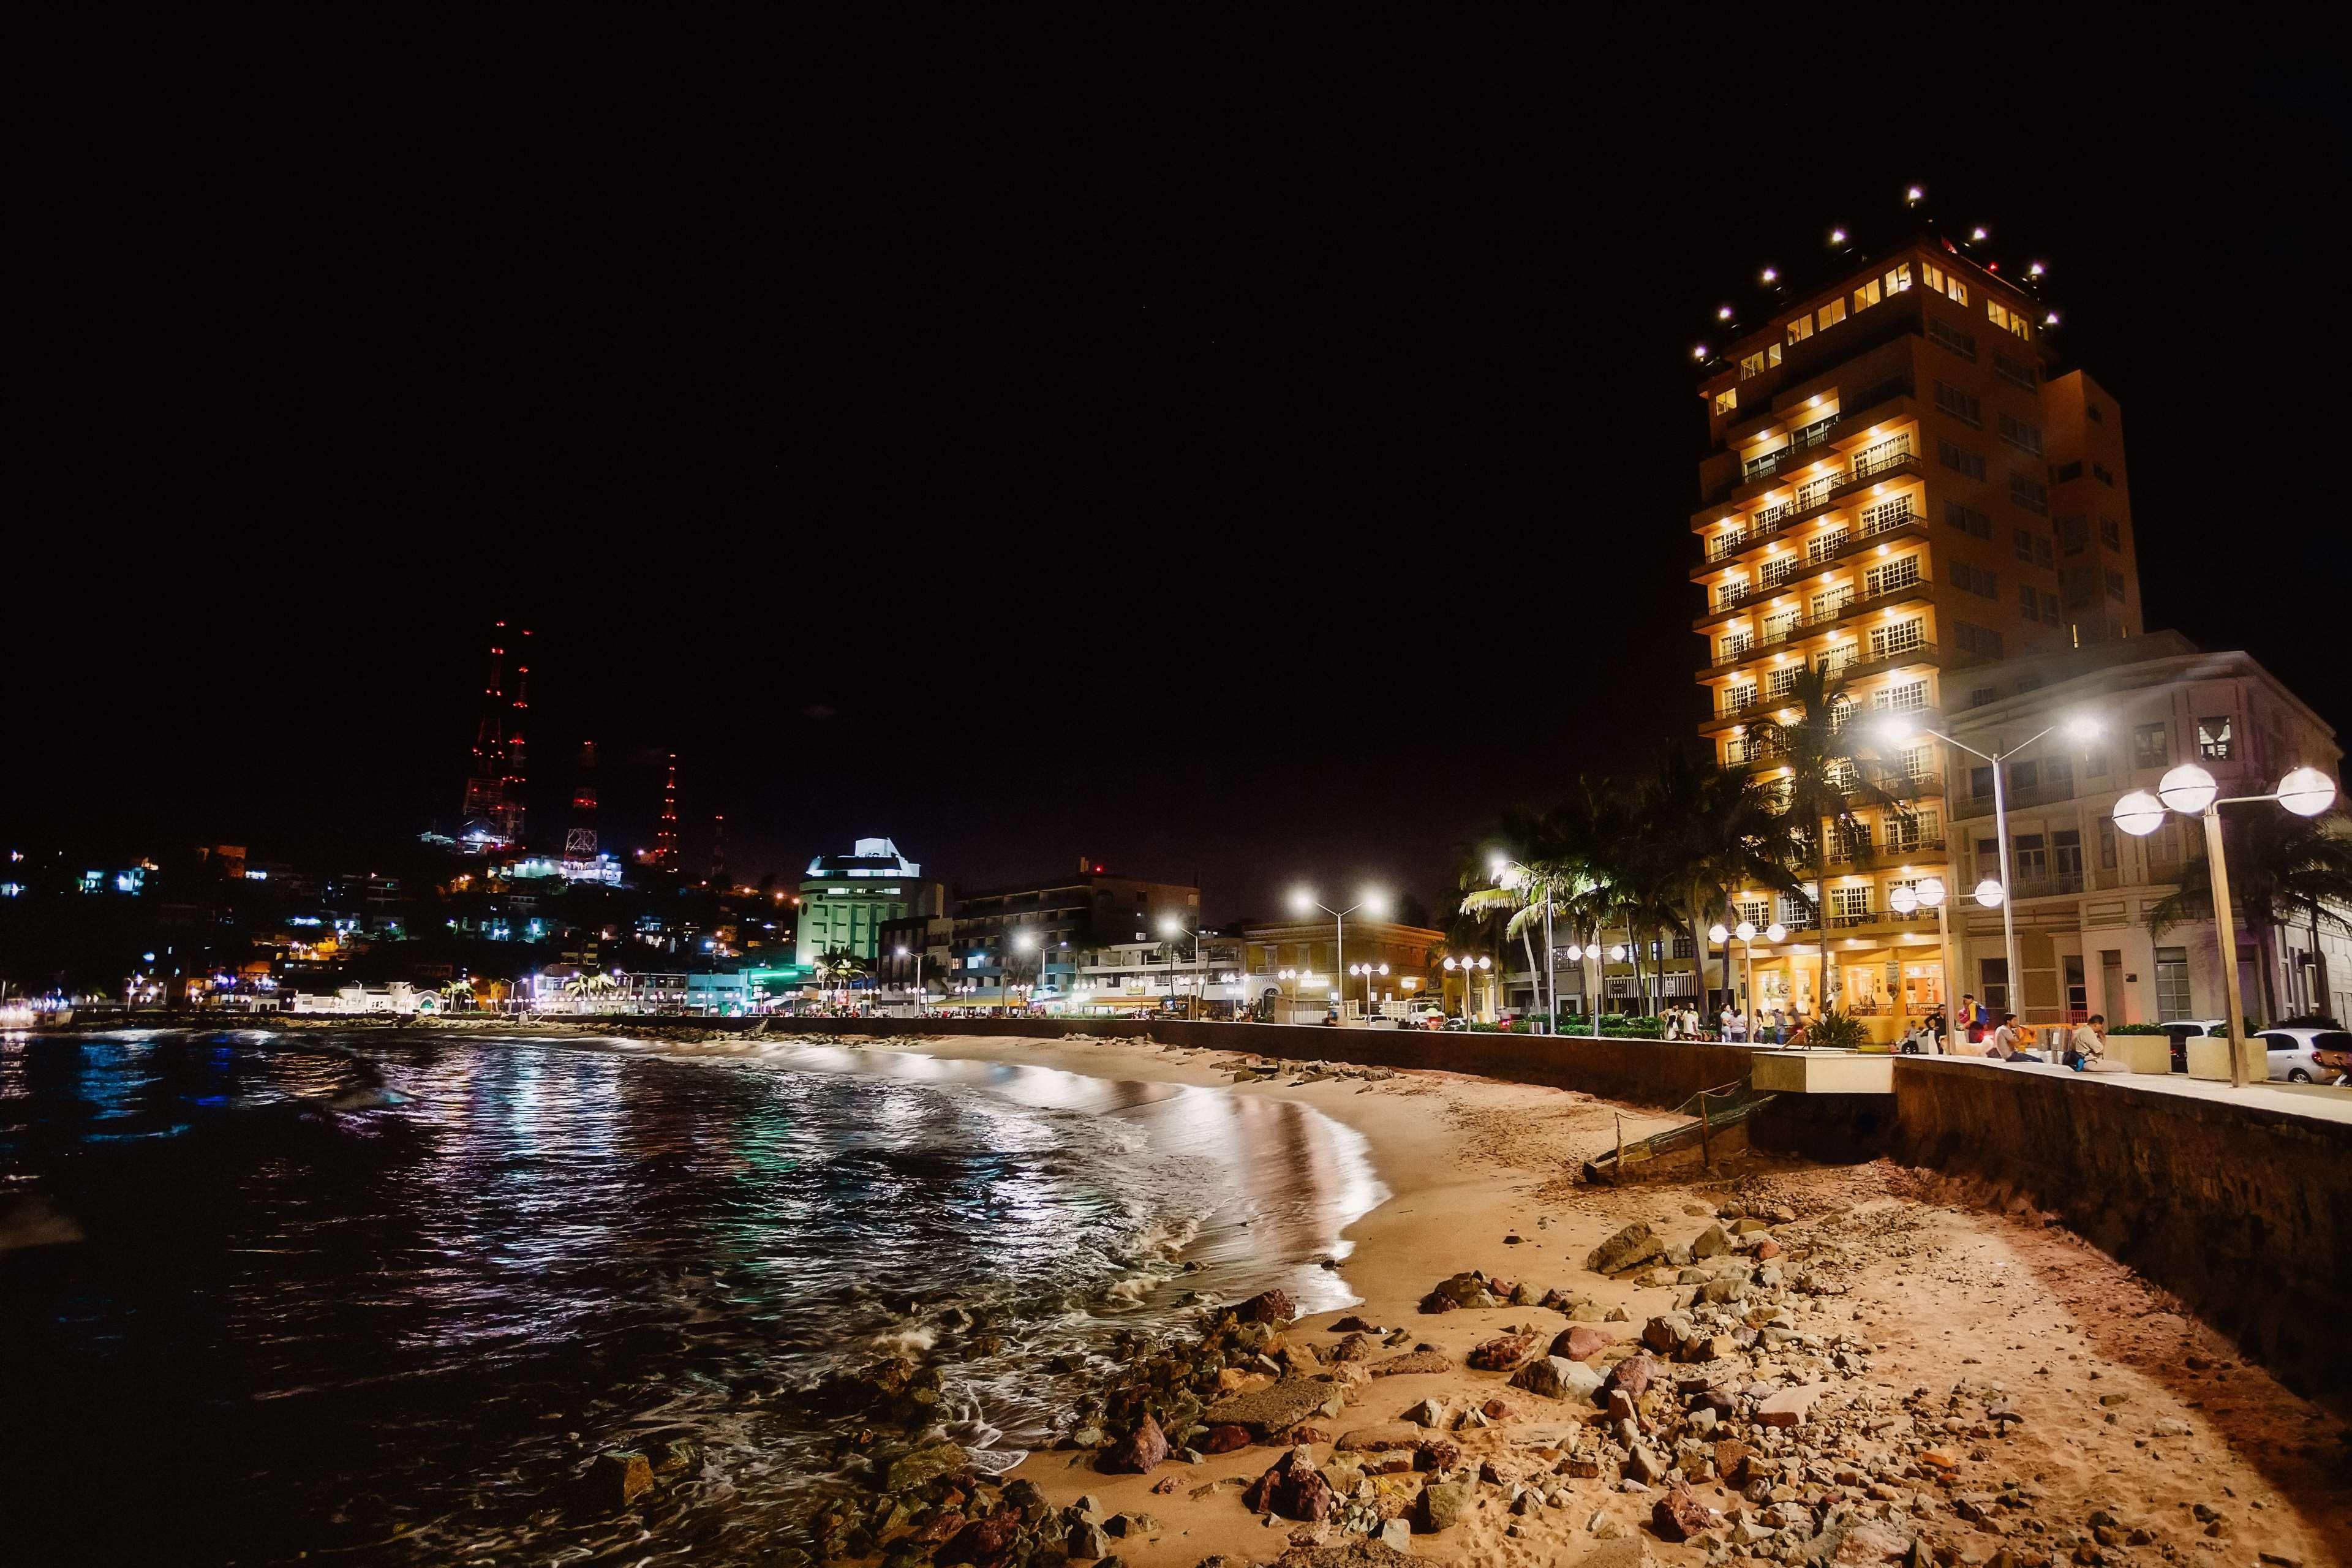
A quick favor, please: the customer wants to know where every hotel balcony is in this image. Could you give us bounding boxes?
[1708,413,1924,513]
[1692,445,1925,579]
[1826,836,1950,874]
[1703,573,1934,668]
[1694,522,1931,630]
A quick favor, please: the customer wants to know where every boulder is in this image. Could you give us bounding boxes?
[1200,1423,1252,1454]
[1238,1289,1298,1324]
[936,1507,1026,1567]
[1691,1223,1731,1259]
[1604,1354,1662,1400]
[1206,1377,1345,1436]
[1467,1329,1543,1371]
[1401,1397,1445,1428]
[1098,1415,1169,1473]
[1368,1349,1452,1378]
[579,1449,654,1509]
[1066,1518,1110,1558]
[1419,1270,1505,1312]
[1586,1222,1664,1276]
[1510,1355,1604,1402]
[1329,1332,1373,1362]
[1416,1479,1473,1532]
[1243,1449,1337,1521]
[885,1439,970,1492]
[1757,1384,1826,1428]
[1649,1484,1713,1542]
[1551,1324,1614,1362]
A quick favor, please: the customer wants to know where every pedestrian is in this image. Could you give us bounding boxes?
[1726,1008,1747,1043]
[1991,1012,2040,1062]
[1959,993,1982,1043]
[2066,1012,2108,1071]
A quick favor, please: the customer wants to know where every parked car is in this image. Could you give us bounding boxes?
[2257,1028,2351,1084]
[2160,1019,2228,1072]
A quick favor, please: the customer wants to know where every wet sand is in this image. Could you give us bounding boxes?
[821,1030,2349,1568]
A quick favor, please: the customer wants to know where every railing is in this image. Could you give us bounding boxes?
[1858,503,1921,540]
[2008,870,2087,900]
[1849,435,1917,481]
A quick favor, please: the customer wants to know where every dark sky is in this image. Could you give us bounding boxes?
[10,73,2347,923]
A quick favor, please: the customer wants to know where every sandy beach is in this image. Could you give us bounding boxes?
[748,1028,2350,1568]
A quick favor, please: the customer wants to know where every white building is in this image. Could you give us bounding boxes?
[796,837,946,966]
[1941,632,2345,1027]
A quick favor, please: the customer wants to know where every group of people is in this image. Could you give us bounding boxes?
[1901,993,2113,1068]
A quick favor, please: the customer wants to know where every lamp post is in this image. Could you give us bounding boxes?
[1442,953,1492,1026]
[1348,961,1391,1018]
[1708,920,1789,1041]
[1291,888,1386,1025]
[2113,764,2336,1087]
[1158,915,1196,1017]
[1877,711,2101,1022]
[1010,927,1062,1011]
[1887,876,1953,1051]
[894,944,925,1014]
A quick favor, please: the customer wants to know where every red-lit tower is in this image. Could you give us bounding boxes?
[498,628,530,848]
[460,620,529,851]
[564,741,599,861]
[652,753,680,873]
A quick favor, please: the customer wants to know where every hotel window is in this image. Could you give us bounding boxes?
[2084,745,2109,778]
[1933,380,1981,426]
[2198,716,2235,761]
[1786,314,1814,347]
[2041,590,2060,623]
[1735,899,1771,930]
[1921,262,1945,293]
[1980,957,2009,1012]
[1945,276,1969,306]
[1949,560,1993,599]
[1866,554,1921,596]
[2098,818,2119,870]
[2093,462,2116,486]
[2051,460,2083,483]
[1901,742,1935,778]
[1937,439,1985,480]
[2133,722,2169,769]
[1739,346,1779,379]
[1759,555,1795,587]
[2100,515,2122,549]
[1719,631,1753,660]
[1724,682,1757,714]
[2012,832,2048,880]
[1952,621,2005,658]
[1872,679,1929,712]
[1869,617,1924,660]
[2019,582,2041,620]
[1766,665,1799,699]
[1993,351,2037,390]
[1817,298,1846,331]
[1861,495,1913,532]
[1811,583,1853,620]
[1886,809,1939,851]
[2010,473,2049,514]
[1926,316,1977,360]
[1999,414,2043,455]
[1853,277,1882,311]
[2014,526,2052,566]
[1970,685,1998,706]
[1779,892,1812,930]
[2105,570,2127,600]
[1714,387,1738,415]
[2058,514,2089,555]
[1807,527,1852,565]
[1885,262,1912,293]
[1830,886,1874,924]
[1943,500,1991,539]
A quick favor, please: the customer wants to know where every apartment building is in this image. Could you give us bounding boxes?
[949,858,1199,1000]
[794,837,947,965]
[1943,633,2346,1027]
[1691,233,2144,1041]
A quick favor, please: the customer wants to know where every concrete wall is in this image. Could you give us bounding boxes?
[1887,1058,2349,1398]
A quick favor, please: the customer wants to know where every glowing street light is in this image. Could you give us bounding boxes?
[1887,876,1955,1050]
[1442,954,1493,1025]
[1711,918,1785,1041]
[1874,709,2104,1023]
[2114,763,2339,1085]
[894,944,925,1013]
[1292,888,1385,1023]
[1348,961,1391,1016]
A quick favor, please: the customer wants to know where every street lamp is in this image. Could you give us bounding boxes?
[1010,928,1062,1011]
[894,944,925,1014]
[1876,710,2101,1023]
[1708,919,1787,1041]
[1887,876,1953,1051]
[2113,763,2338,1087]
[1348,961,1390,1016]
[1291,888,1386,1024]
[1442,953,1492,1026]
[1158,914,1197,1017]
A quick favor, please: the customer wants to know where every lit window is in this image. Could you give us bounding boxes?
[1921,262,1945,293]
[1817,298,1846,330]
[1853,277,1881,311]
[1738,349,1770,380]
[1947,277,1968,306]
[1786,315,1814,346]
[1714,387,1738,415]
[1885,262,1912,293]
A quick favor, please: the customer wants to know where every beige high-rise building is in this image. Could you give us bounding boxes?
[1690,237,2143,1041]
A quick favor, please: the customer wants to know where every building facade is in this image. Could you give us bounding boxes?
[1943,634,2344,1027]
[1242,917,1443,1017]
[948,859,1199,1001]
[794,838,946,965]
[1691,233,2145,1041]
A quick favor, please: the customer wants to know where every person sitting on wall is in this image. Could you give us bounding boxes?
[1991,1012,2042,1063]
[2067,1013,2114,1071]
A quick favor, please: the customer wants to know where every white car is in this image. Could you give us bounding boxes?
[2257,1028,2351,1085]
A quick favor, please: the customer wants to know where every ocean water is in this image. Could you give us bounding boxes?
[0,1029,1382,1566]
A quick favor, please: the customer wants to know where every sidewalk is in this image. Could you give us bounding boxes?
[1919,1050,2352,1125]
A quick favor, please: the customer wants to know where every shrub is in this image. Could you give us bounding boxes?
[1804,1009,1869,1050]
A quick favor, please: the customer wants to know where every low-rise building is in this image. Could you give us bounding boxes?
[1941,631,2343,1026]
[1242,917,1442,1019]
[949,859,1199,1001]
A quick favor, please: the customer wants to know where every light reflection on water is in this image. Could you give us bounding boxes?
[0,1030,1382,1566]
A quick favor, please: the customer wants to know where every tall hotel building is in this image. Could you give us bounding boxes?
[1691,232,2143,1040]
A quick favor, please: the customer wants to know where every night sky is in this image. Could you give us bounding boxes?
[11,74,2347,924]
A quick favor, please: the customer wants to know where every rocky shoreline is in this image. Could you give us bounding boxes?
[785,1171,2330,1568]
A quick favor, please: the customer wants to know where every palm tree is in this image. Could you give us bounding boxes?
[814,948,872,1005]
[1641,751,1809,1015]
[2147,810,2352,1025]
[438,978,477,1010]
[1749,665,1907,1020]
[1460,802,1604,1028]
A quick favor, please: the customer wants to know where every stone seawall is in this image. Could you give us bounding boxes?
[1887,1058,2350,1399]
